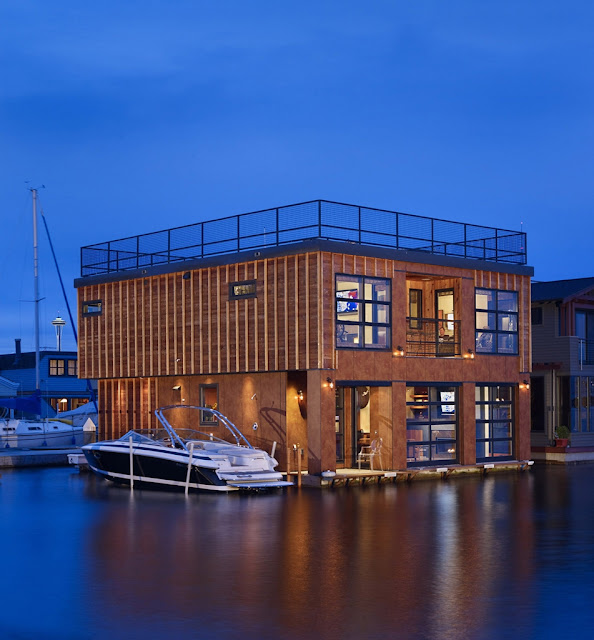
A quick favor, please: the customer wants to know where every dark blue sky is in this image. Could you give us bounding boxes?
[1,1,593,354]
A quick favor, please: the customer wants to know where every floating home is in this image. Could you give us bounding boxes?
[75,200,533,478]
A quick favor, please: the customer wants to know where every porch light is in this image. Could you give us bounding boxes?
[297,390,304,401]
[172,385,181,391]
[465,349,475,359]
[326,377,334,389]
[393,346,404,357]
[520,380,530,390]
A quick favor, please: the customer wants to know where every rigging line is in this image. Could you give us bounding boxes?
[39,202,98,415]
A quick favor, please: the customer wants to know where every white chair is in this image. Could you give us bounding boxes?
[357,437,383,470]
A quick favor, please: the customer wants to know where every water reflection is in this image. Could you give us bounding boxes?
[2,466,594,639]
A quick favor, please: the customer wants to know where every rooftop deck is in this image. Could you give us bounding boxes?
[80,199,527,277]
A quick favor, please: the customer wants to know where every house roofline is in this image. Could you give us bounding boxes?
[75,238,534,288]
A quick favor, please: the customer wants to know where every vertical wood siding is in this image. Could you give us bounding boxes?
[78,253,531,380]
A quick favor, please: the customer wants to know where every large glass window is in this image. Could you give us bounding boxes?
[475,288,518,355]
[406,385,458,466]
[476,385,514,461]
[335,275,391,349]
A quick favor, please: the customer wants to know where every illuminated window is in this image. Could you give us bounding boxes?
[229,280,257,300]
[406,385,458,466]
[49,359,77,377]
[476,385,514,460]
[200,384,219,425]
[335,274,391,349]
[475,289,518,355]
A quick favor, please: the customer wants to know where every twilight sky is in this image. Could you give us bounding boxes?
[1,1,593,354]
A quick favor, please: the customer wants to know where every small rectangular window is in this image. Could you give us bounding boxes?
[82,300,102,316]
[68,360,78,376]
[229,280,257,300]
[200,384,219,425]
[49,359,65,376]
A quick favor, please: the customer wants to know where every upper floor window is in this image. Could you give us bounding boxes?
[475,288,518,355]
[409,289,422,329]
[229,280,257,300]
[335,275,391,349]
[49,359,78,377]
[82,300,102,316]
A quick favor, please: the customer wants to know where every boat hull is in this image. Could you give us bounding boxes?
[83,441,291,492]
[0,420,84,449]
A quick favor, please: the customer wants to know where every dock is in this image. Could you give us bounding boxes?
[0,447,83,468]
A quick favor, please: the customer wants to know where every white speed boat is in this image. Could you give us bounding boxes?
[83,405,293,492]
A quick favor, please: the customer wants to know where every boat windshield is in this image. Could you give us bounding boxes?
[154,406,254,452]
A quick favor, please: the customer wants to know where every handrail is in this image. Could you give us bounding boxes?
[80,200,528,276]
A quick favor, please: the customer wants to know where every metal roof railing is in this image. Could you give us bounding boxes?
[80,199,527,277]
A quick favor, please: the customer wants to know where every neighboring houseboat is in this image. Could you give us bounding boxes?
[531,277,594,463]
[0,339,96,416]
[75,199,533,480]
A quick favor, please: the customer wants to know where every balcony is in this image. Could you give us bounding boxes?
[80,199,528,277]
[405,318,461,357]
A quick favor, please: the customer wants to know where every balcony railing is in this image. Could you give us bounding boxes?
[80,199,528,277]
[406,318,461,357]
[579,339,594,366]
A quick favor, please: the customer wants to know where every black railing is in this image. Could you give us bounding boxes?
[406,318,461,357]
[80,199,528,277]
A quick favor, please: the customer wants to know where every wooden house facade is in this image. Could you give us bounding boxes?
[75,200,533,476]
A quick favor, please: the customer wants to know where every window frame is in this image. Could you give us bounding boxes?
[406,384,459,467]
[475,384,515,461]
[82,300,102,316]
[229,280,257,300]
[49,358,78,377]
[475,288,519,355]
[199,384,219,426]
[335,274,391,350]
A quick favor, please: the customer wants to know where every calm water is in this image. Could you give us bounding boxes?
[1,464,594,640]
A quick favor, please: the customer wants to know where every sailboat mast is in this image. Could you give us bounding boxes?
[32,188,40,390]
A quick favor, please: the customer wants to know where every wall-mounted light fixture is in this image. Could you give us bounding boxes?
[172,385,181,391]
[251,393,257,400]
[464,349,475,359]
[393,346,404,357]
[297,389,307,419]
[520,379,530,390]
[326,377,334,389]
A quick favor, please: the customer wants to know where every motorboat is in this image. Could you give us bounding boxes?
[82,405,293,492]
[0,391,84,449]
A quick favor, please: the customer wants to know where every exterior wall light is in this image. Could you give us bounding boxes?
[172,385,181,391]
[465,349,475,359]
[326,377,334,389]
[520,380,530,390]
[393,346,404,357]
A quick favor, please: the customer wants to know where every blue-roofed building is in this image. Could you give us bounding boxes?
[0,339,96,418]
[531,277,594,461]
